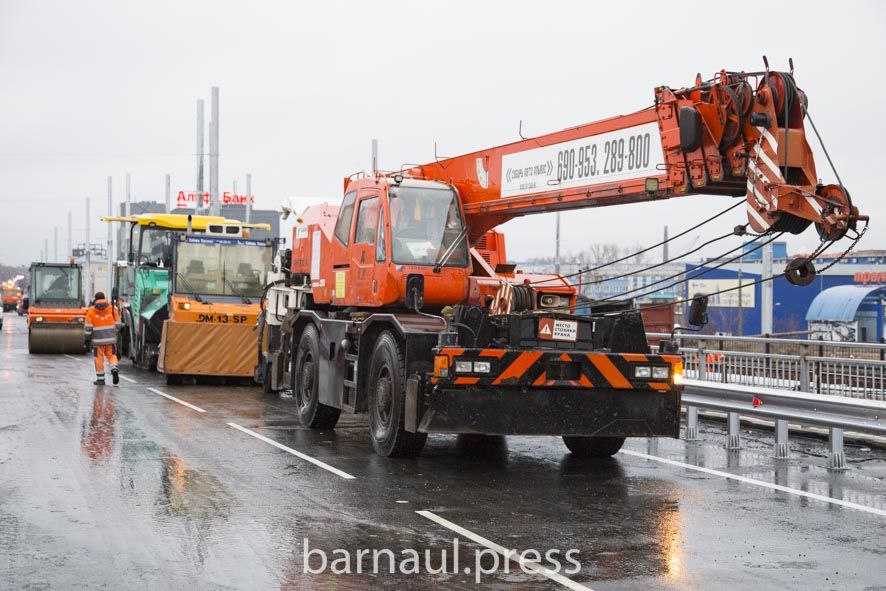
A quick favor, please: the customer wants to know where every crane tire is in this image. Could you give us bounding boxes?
[367,331,427,458]
[562,436,626,458]
[293,324,340,429]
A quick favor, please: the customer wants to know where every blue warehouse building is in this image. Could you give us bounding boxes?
[683,247,886,340]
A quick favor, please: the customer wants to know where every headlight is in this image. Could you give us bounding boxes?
[634,366,651,378]
[35,316,43,322]
[673,370,684,385]
[473,361,491,374]
[455,360,473,373]
[652,366,669,380]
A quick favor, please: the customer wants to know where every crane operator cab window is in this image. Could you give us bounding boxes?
[388,185,468,267]
[138,227,173,267]
[334,192,357,245]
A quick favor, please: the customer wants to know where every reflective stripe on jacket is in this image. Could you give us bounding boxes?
[85,299,121,345]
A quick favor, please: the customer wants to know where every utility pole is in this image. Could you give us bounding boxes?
[663,225,669,263]
[85,197,91,301]
[125,173,131,217]
[53,226,58,262]
[554,212,561,274]
[371,138,378,175]
[761,241,773,334]
[196,99,205,211]
[232,178,238,217]
[209,86,220,216]
[67,211,72,260]
[165,174,171,213]
[245,173,252,223]
[125,173,131,259]
[737,267,743,336]
[107,176,113,294]
[44,239,48,263]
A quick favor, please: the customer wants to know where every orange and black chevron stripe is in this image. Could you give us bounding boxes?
[434,348,681,391]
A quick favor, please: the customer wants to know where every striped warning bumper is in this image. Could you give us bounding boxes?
[432,348,682,392]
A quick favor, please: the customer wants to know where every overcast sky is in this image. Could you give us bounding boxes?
[2,1,884,267]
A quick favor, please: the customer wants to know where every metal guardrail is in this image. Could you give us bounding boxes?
[682,379,886,469]
[647,333,886,400]
[649,332,886,361]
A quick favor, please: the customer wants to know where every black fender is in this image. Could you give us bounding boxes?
[355,314,441,414]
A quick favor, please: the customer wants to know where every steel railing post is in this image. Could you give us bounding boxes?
[697,341,707,381]
[774,419,789,459]
[685,406,699,441]
[828,427,847,470]
[799,349,810,392]
[727,412,741,449]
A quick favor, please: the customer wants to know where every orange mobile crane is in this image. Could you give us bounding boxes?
[258,64,865,457]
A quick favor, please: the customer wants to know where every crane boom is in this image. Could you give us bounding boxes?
[409,68,862,242]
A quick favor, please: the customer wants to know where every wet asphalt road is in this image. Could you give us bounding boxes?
[2,312,886,590]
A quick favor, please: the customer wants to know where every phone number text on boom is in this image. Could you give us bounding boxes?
[556,133,652,181]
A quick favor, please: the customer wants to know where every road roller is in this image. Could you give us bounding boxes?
[27,262,89,354]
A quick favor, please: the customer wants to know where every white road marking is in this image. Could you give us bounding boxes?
[395,500,409,504]
[619,449,886,518]
[146,387,206,413]
[226,422,355,480]
[64,354,85,361]
[119,375,137,384]
[416,510,593,591]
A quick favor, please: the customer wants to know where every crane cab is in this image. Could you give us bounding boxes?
[293,177,472,309]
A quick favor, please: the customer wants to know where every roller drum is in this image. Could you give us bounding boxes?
[28,326,88,354]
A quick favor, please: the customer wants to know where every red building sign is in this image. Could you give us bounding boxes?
[176,191,255,209]
[854,271,886,285]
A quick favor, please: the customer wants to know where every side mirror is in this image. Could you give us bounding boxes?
[127,251,135,264]
[21,297,29,311]
[111,287,119,304]
[405,274,424,311]
[688,294,709,328]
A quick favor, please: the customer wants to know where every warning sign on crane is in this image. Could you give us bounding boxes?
[538,318,578,342]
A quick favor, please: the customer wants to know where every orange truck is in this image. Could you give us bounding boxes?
[2,280,22,312]
[26,262,89,354]
[257,64,865,458]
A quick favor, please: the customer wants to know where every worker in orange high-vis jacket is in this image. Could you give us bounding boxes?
[84,291,121,386]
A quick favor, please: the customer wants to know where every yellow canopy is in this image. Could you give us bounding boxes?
[101,213,271,232]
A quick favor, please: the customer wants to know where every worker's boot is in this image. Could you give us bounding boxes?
[93,378,105,386]
[112,369,119,385]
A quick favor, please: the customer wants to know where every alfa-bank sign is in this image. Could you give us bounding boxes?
[176,190,255,208]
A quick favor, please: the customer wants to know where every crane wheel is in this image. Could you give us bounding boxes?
[293,324,340,429]
[562,436,626,458]
[260,359,274,394]
[367,331,427,458]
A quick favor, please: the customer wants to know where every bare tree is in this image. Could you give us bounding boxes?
[626,242,651,264]
[582,243,621,265]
